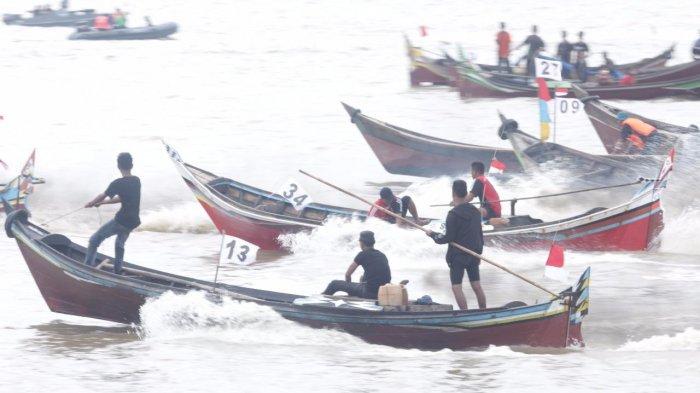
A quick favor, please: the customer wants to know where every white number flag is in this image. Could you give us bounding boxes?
[219,234,259,266]
[555,98,583,116]
[535,58,563,81]
[277,178,314,211]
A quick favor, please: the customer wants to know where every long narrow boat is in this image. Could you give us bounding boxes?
[69,22,178,40]
[164,142,667,251]
[342,103,523,176]
[498,115,663,187]
[455,63,700,100]
[4,205,590,349]
[571,85,697,155]
[406,37,674,86]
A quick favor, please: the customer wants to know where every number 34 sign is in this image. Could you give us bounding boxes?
[278,178,314,211]
[219,234,259,266]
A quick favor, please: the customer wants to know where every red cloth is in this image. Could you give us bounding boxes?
[546,244,565,267]
[368,198,391,221]
[619,74,635,86]
[496,31,511,58]
[475,175,502,217]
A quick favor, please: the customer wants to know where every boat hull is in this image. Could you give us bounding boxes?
[69,22,178,40]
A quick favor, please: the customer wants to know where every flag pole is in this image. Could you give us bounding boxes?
[299,169,559,297]
[213,231,225,287]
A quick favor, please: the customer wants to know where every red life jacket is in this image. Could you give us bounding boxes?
[627,134,645,149]
[476,175,502,217]
[369,198,399,223]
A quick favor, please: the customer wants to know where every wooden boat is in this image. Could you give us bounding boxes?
[571,85,698,155]
[69,22,178,40]
[342,103,523,177]
[164,142,667,251]
[4,205,590,349]
[498,114,663,187]
[3,8,104,27]
[0,150,43,213]
[455,62,700,100]
[406,37,674,86]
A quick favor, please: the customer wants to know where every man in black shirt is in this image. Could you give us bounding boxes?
[572,31,589,81]
[516,25,545,76]
[557,31,573,64]
[427,180,486,310]
[322,231,391,299]
[84,153,141,274]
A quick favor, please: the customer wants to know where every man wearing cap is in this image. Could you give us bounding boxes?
[616,112,658,153]
[83,152,141,274]
[427,180,487,310]
[322,231,391,299]
[368,187,420,224]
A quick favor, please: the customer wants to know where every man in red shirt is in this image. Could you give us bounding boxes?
[466,162,508,226]
[496,22,511,73]
[368,187,420,224]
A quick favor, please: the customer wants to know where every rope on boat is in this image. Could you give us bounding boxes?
[430,177,651,207]
[37,207,84,227]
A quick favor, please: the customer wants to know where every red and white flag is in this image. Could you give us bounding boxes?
[544,244,568,283]
[554,87,568,97]
[489,157,507,174]
[419,25,428,37]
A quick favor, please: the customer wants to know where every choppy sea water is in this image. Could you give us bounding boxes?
[1,0,699,392]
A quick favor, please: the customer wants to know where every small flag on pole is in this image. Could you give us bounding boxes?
[555,87,568,97]
[536,78,552,141]
[489,157,507,174]
[219,233,259,266]
[544,244,568,283]
[419,26,428,37]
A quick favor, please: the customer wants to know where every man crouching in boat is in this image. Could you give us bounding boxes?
[322,231,391,299]
[466,161,508,227]
[83,153,141,274]
[368,187,425,225]
[427,180,486,310]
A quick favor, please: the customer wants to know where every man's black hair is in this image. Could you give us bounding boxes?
[471,161,485,175]
[117,152,133,170]
[359,231,375,247]
[452,180,468,198]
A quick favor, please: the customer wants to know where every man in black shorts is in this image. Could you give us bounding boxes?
[83,153,141,274]
[322,231,391,300]
[427,180,486,310]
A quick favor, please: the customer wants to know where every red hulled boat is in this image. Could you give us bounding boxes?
[4,205,590,349]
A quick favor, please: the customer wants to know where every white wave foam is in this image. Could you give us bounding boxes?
[138,291,362,346]
[138,202,216,234]
[659,203,700,255]
[617,328,700,352]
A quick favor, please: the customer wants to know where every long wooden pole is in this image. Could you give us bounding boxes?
[299,169,559,297]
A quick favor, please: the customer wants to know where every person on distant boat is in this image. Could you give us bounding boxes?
[368,187,421,224]
[496,22,511,73]
[515,25,545,76]
[83,153,141,275]
[426,180,486,310]
[572,31,589,82]
[93,14,112,30]
[557,31,574,78]
[112,9,127,29]
[60,0,69,10]
[616,112,659,153]
[693,33,700,60]
[322,231,391,299]
[602,52,623,80]
[466,162,508,226]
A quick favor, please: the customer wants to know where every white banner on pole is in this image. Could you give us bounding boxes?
[535,58,563,81]
[219,234,259,266]
[277,178,314,211]
[554,98,583,116]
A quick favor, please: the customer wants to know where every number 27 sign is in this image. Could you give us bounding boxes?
[535,58,562,81]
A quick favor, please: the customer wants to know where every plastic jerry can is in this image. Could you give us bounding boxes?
[377,283,408,306]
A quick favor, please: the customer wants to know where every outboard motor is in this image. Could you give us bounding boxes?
[497,117,519,140]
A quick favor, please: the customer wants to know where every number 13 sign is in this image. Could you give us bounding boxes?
[535,58,563,81]
[219,233,259,266]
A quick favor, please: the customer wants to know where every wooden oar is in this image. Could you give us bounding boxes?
[299,169,558,297]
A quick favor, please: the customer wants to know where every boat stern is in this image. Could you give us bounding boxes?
[567,267,590,346]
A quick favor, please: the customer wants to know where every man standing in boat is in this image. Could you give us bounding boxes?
[466,162,508,226]
[557,31,574,78]
[368,187,422,224]
[571,31,590,82]
[427,180,486,310]
[515,25,545,76]
[322,231,391,299]
[83,153,141,274]
[496,22,511,73]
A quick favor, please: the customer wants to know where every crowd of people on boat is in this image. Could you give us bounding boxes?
[494,23,641,85]
[92,9,128,30]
